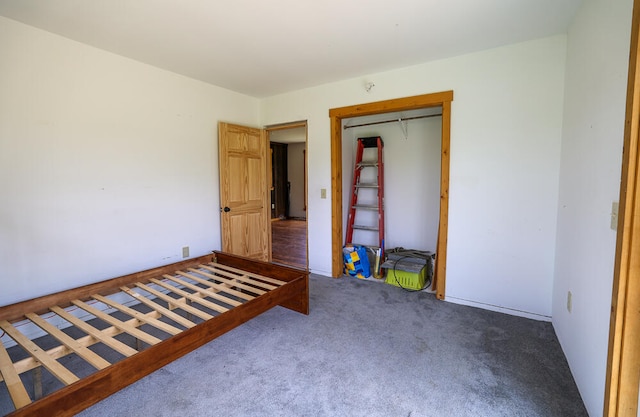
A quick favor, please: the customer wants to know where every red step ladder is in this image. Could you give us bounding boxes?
[345,136,385,257]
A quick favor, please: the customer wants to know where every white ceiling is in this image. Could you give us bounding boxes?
[0,0,583,98]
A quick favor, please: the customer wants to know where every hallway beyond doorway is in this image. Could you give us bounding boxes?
[271,219,307,269]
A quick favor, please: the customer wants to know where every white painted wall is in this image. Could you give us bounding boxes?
[343,117,441,252]
[288,142,307,219]
[552,0,633,415]
[260,35,567,318]
[0,17,259,306]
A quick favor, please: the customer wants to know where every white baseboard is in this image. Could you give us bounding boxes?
[309,268,332,277]
[445,295,552,322]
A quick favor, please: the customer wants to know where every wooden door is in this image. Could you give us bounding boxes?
[218,122,270,261]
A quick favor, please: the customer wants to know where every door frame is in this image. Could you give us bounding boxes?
[265,121,309,270]
[329,91,453,299]
[604,0,640,414]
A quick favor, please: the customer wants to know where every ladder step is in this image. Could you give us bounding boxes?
[355,183,378,188]
[357,162,378,168]
[346,243,380,251]
[352,204,378,210]
[353,225,379,231]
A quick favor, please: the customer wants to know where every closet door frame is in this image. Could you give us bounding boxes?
[329,91,453,300]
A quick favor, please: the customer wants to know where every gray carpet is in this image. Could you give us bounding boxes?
[4,274,587,416]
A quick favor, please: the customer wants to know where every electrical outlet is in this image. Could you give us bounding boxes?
[611,201,619,231]
[567,291,572,313]
[182,246,189,258]
[321,188,327,199]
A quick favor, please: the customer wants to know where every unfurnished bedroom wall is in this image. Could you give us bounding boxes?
[1,15,567,322]
[0,17,259,306]
[260,35,567,319]
[552,0,633,414]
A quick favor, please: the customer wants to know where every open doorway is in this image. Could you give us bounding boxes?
[267,123,308,270]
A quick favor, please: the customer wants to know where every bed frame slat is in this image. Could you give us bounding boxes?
[0,320,79,386]
[150,278,229,314]
[24,313,111,371]
[70,300,162,346]
[0,340,31,409]
[230,273,278,290]
[132,282,214,321]
[0,314,145,380]
[164,274,242,307]
[206,262,287,286]
[197,264,270,293]
[120,286,196,329]
[49,306,139,358]
[184,268,255,301]
[1,307,181,384]
[91,294,183,336]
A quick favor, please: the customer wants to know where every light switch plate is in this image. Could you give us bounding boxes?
[611,201,619,231]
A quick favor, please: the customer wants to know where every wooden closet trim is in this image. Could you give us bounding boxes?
[329,91,453,300]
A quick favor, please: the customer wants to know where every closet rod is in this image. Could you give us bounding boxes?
[343,113,443,130]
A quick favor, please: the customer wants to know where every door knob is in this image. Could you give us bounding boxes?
[223,207,231,212]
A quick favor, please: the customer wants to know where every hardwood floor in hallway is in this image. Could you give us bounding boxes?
[271,219,307,269]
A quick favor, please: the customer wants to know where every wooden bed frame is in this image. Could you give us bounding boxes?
[0,251,309,416]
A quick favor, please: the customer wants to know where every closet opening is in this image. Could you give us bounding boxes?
[329,91,453,299]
